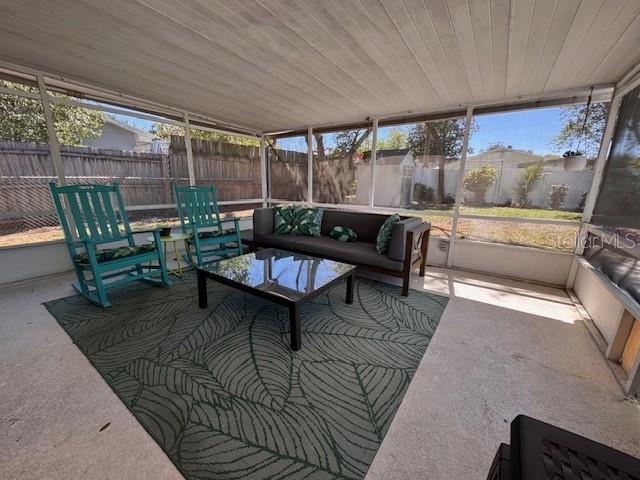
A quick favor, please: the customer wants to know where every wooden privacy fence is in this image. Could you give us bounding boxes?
[0,138,306,234]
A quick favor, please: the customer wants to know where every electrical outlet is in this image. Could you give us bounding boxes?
[439,240,448,252]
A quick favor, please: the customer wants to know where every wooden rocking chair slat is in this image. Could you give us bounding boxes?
[49,182,171,308]
[173,183,243,267]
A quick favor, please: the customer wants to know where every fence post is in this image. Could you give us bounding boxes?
[160,153,171,202]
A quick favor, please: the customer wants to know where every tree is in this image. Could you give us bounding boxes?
[152,122,260,147]
[513,161,544,207]
[377,127,408,150]
[310,128,371,204]
[552,102,608,158]
[0,81,104,146]
[463,165,496,205]
[406,119,472,204]
[484,142,508,152]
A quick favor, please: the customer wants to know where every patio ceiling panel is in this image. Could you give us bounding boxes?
[0,0,639,133]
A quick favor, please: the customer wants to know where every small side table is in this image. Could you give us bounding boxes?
[147,233,189,278]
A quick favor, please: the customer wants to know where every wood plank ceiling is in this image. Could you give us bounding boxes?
[0,0,639,133]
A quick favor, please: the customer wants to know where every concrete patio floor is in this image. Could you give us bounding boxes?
[1,267,639,479]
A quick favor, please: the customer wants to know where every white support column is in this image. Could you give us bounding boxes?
[183,112,196,186]
[259,135,268,207]
[574,92,622,255]
[447,105,474,268]
[307,127,313,204]
[369,118,378,208]
[36,73,65,185]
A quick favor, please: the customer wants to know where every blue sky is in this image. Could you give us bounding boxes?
[276,106,568,155]
[110,104,568,156]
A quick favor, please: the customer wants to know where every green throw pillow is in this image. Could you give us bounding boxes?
[329,226,358,242]
[375,214,400,254]
[273,206,323,236]
[273,205,296,234]
[291,207,324,236]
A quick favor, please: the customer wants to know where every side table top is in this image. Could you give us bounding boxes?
[146,233,189,242]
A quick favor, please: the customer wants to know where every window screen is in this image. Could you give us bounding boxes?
[592,85,640,228]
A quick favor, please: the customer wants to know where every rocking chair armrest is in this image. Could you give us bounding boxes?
[219,218,241,225]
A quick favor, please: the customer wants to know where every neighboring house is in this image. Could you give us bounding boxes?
[82,116,159,153]
[356,148,415,207]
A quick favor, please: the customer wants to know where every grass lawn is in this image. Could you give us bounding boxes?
[1,205,581,252]
[460,206,582,221]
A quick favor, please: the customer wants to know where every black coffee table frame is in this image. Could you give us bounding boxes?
[197,264,355,351]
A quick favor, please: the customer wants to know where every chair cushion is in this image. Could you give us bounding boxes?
[329,225,358,242]
[74,244,156,265]
[376,214,401,254]
[187,229,236,243]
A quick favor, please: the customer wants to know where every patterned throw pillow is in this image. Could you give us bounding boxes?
[375,214,400,254]
[291,207,323,237]
[273,206,295,234]
[329,226,358,242]
[273,206,324,236]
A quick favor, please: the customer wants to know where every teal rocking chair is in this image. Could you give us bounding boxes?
[49,182,171,307]
[173,184,243,266]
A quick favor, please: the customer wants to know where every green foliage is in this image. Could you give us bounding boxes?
[513,161,544,207]
[0,81,104,146]
[547,184,569,210]
[152,122,259,147]
[552,103,608,158]
[463,165,496,205]
[377,127,408,150]
[413,183,434,203]
[406,119,470,158]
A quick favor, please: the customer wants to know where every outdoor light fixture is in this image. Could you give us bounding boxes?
[563,87,593,172]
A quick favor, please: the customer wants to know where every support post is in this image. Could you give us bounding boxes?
[369,117,378,208]
[307,127,313,204]
[260,135,268,207]
[447,106,474,267]
[36,73,65,185]
[574,92,622,255]
[184,112,196,186]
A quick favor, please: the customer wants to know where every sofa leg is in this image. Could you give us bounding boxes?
[401,269,411,296]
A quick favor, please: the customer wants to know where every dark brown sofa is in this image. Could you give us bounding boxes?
[252,208,430,296]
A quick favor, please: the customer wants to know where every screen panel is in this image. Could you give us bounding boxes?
[592,84,640,228]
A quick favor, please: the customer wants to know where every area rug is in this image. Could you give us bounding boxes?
[45,273,448,480]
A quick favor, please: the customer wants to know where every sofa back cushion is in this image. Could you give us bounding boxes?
[321,210,389,244]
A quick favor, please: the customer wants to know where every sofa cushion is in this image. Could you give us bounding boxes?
[329,226,358,242]
[376,214,401,254]
[255,234,404,272]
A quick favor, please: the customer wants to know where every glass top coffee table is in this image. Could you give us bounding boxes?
[196,248,357,351]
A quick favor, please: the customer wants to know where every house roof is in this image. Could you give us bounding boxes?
[0,1,638,133]
[362,148,411,165]
[104,116,155,143]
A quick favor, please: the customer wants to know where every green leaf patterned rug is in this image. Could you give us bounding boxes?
[45,273,447,480]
